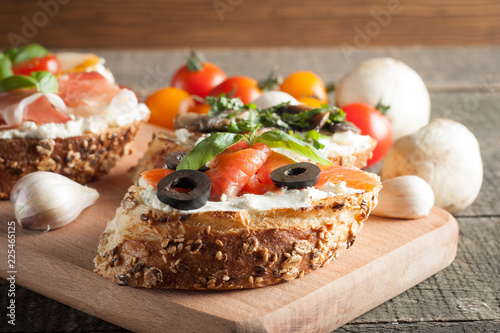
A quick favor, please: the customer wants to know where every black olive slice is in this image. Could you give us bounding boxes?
[156,170,211,210]
[165,151,209,172]
[270,162,321,189]
[165,151,187,170]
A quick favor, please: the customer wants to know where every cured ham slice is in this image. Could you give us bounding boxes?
[58,72,121,111]
[0,91,70,129]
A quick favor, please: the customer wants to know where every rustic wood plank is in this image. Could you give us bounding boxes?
[1,0,500,49]
[338,320,500,332]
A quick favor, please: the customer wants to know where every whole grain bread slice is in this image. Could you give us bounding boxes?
[93,180,380,290]
[0,121,143,199]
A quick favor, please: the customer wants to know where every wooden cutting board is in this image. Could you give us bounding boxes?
[0,124,458,333]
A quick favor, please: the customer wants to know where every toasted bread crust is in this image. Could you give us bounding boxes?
[94,185,379,290]
[128,130,376,184]
[0,121,143,199]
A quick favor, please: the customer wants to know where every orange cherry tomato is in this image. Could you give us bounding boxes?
[189,103,211,115]
[145,87,194,129]
[208,76,262,104]
[297,97,323,108]
[280,71,328,104]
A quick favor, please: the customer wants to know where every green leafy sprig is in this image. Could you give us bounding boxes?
[176,129,332,171]
[0,70,58,93]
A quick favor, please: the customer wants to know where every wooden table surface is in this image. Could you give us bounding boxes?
[1,46,499,332]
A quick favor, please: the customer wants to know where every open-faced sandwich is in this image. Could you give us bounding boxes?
[95,129,381,289]
[0,44,149,199]
[129,94,376,183]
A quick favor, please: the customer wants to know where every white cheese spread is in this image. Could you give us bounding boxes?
[0,89,149,139]
[139,176,362,214]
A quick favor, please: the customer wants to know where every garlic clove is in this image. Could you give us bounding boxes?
[372,175,434,219]
[10,171,99,231]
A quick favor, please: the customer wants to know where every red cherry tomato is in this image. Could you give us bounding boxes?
[342,103,392,167]
[208,76,262,104]
[12,54,60,76]
[171,53,226,98]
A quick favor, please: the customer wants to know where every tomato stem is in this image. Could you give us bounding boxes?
[187,50,206,72]
[325,82,336,93]
[257,65,283,92]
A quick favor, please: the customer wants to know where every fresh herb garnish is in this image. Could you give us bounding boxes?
[207,96,346,133]
[176,132,246,171]
[291,130,330,150]
[4,44,49,65]
[177,129,332,171]
[0,54,13,80]
[254,130,331,165]
[0,71,58,93]
[206,94,249,116]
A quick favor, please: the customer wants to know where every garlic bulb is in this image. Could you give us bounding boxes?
[10,171,99,231]
[372,175,434,219]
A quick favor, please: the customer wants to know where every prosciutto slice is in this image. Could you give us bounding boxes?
[58,72,121,111]
[0,91,70,129]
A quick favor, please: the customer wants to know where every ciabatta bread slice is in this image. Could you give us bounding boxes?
[94,175,381,290]
[129,129,376,184]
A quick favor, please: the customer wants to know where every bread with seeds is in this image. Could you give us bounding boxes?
[94,171,381,290]
[0,49,150,199]
[0,121,143,199]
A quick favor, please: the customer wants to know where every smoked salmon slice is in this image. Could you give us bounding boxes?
[242,151,296,195]
[315,165,382,192]
[205,142,272,200]
[141,169,174,189]
[58,72,121,110]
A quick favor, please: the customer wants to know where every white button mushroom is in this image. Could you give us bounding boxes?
[380,118,483,213]
[335,57,431,141]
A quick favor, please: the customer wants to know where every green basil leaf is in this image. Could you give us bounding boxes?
[7,44,49,64]
[31,71,58,93]
[0,75,36,92]
[0,71,58,93]
[0,55,13,80]
[177,132,245,170]
[255,130,332,165]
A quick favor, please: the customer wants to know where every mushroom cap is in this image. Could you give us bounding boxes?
[381,118,483,213]
[335,57,431,141]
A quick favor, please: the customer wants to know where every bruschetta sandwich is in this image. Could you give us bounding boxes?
[95,129,381,289]
[0,44,149,199]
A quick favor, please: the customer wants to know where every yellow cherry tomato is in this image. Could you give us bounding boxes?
[297,97,323,108]
[280,71,328,104]
[145,87,193,129]
[189,103,211,115]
